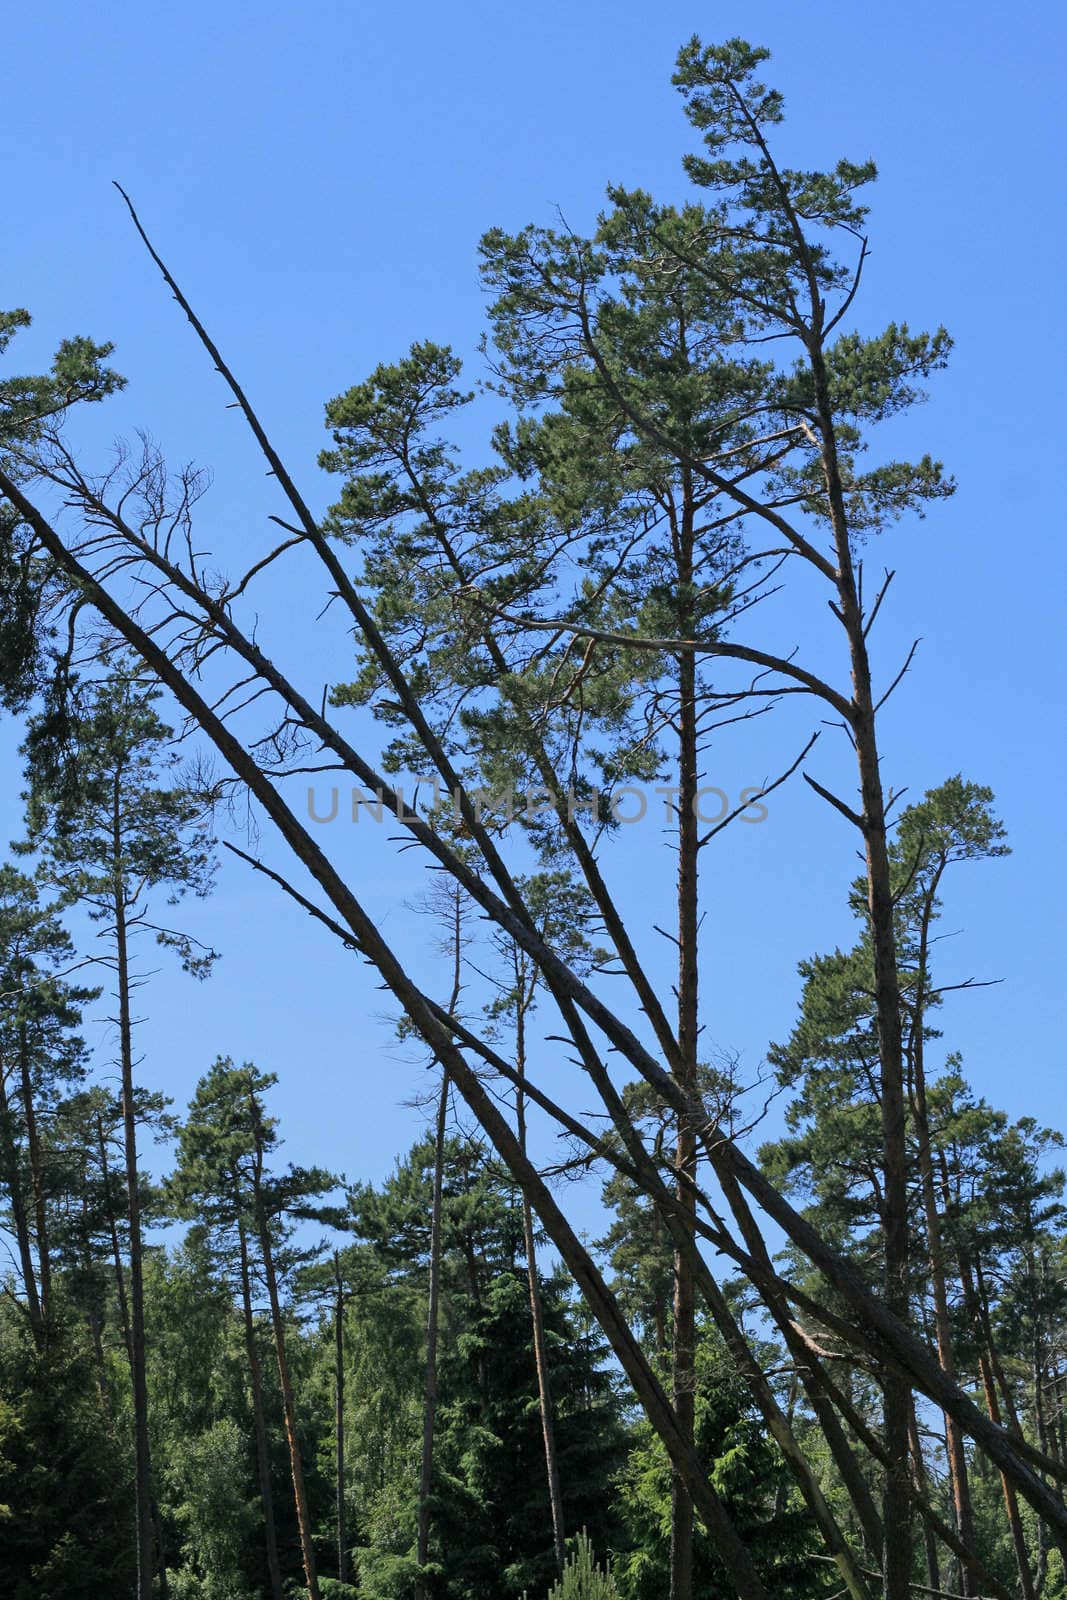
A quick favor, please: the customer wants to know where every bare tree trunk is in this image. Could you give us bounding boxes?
[237,1210,285,1600]
[97,1112,132,1350]
[333,1252,348,1586]
[417,884,470,1592]
[805,327,914,1599]
[848,649,913,1600]
[516,1003,565,1576]
[112,806,156,1600]
[983,1347,1037,1600]
[247,1088,321,1600]
[671,501,699,1600]
[908,883,978,1589]
[416,1068,449,1596]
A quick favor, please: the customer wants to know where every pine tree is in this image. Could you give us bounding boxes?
[170,1058,338,1600]
[22,663,215,1600]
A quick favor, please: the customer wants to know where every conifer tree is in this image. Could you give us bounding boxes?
[171,1057,338,1600]
[21,664,216,1600]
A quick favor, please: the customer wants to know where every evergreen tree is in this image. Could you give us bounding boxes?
[170,1058,339,1600]
[0,863,95,1349]
[22,662,216,1600]
[347,1134,627,1600]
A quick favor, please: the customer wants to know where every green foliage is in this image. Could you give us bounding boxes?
[167,1419,257,1600]
[355,1549,428,1599]
[613,1330,833,1600]
[0,1305,133,1598]
[546,1530,617,1600]
[21,662,218,976]
[761,776,1014,1257]
[340,1135,627,1600]
[0,311,123,709]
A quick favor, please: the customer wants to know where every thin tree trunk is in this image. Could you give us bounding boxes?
[334,1252,348,1586]
[97,1111,132,1353]
[247,1086,321,1600]
[846,632,913,1600]
[411,997,774,1600]
[788,1336,884,1560]
[808,327,914,1599]
[908,898,978,1590]
[112,806,156,1600]
[703,1162,877,1598]
[516,996,565,1575]
[237,1209,284,1600]
[152,1497,170,1600]
[417,885,468,1593]
[416,1068,449,1595]
[671,496,699,1600]
[982,1345,1037,1600]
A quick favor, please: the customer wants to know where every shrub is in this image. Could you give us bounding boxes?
[546,1532,617,1600]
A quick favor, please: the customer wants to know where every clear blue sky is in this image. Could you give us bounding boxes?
[3,1,1065,1223]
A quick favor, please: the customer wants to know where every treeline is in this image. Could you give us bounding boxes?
[1,669,1065,1600]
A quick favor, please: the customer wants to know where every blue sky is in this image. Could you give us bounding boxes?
[3,0,1065,1227]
